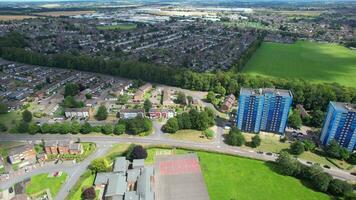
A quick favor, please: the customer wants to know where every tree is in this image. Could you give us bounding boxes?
[59,122,71,134]
[251,135,261,148]
[101,124,113,134]
[0,123,7,132]
[28,123,39,135]
[114,124,125,135]
[80,122,92,134]
[328,179,353,196]
[288,110,302,130]
[17,121,29,133]
[82,186,96,200]
[117,94,130,105]
[63,96,83,108]
[163,118,179,133]
[206,91,216,103]
[290,141,305,155]
[90,158,109,172]
[311,172,332,192]
[195,111,210,131]
[64,83,79,97]
[310,110,325,128]
[226,128,245,146]
[275,151,301,176]
[85,93,92,99]
[177,112,192,129]
[130,145,148,160]
[71,121,81,134]
[325,140,349,160]
[347,152,356,165]
[303,140,316,151]
[22,110,32,122]
[143,99,152,113]
[175,92,186,105]
[95,105,108,121]
[0,103,8,114]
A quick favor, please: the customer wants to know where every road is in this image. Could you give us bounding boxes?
[0,132,355,185]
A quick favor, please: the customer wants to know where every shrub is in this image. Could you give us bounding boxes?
[203,129,214,139]
[101,124,113,135]
[226,127,245,146]
[328,179,353,196]
[22,110,32,122]
[113,124,125,135]
[162,118,179,133]
[95,105,108,121]
[290,141,305,155]
[82,186,96,200]
[251,135,261,148]
[130,145,148,160]
[275,151,301,176]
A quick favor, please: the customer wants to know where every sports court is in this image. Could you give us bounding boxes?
[155,153,210,200]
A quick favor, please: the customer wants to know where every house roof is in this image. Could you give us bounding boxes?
[64,108,89,112]
[45,141,58,147]
[105,174,127,197]
[8,144,34,156]
[120,109,145,113]
[113,157,128,173]
[137,166,154,200]
[132,159,145,169]
[94,172,114,186]
[69,143,81,151]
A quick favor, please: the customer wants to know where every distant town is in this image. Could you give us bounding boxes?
[0,0,355,200]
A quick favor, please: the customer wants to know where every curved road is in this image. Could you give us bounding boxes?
[0,133,355,188]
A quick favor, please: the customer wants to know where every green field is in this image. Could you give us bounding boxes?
[26,173,68,197]
[146,148,329,200]
[96,23,137,31]
[244,41,356,87]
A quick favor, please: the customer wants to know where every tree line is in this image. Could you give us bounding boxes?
[0,32,355,120]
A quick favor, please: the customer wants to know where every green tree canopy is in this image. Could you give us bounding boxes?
[22,110,32,122]
[95,105,108,121]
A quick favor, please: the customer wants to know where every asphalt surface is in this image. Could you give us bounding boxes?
[1,132,355,185]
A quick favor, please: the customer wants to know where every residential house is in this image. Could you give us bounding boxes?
[148,109,175,119]
[162,89,173,106]
[133,83,152,102]
[220,94,236,112]
[7,144,36,167]
[119,109,145,119]
[45,140,83,155]
[64,108,90,119]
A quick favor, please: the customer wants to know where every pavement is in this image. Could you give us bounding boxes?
[0,132,355,186]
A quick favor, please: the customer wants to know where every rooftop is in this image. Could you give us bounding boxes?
[240,88,292,98]
[331,102,356,112]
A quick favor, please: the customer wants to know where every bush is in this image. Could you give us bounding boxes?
[226,128,245,146]
[82,186,96,200]
[251,135,261,148]
[17,121,29,133]
[162,118,179,133]
[80,122,92,134]
[0,123,7,132]
[328,179,353,196]
[95,105,108,121]
[0,103,8,114]
[325,140,350,160]
[22,110,32,122]
[203,129,214,139]
[275,151,301,176]
[113,124,125,135]
[129,145,148,160]
[303,140,316,151]
[125,117,152,135]
[90,158,110,172]
[311,172,332,192]
[290,141,305,155]
[101,124,113,134]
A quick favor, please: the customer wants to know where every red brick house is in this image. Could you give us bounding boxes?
[149,109,175,119]
[220,94,236,112]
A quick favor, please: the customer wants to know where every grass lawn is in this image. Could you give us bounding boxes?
[0,111,21,132]
[70,171,96,200]
[26,172,68,198]
[241,132,290,153]
[145,147,330,200]
[298,151,335,167]
[243,41,356,87]
[167,129,211,143]
[97,23,137,31]
[199,151,330,200]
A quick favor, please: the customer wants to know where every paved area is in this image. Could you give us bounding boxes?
[155,153,210,200]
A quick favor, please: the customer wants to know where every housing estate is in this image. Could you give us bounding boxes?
[119,109,145,119]
[220,94,236,112]
[64,108,90,119]
[148,109,175,119]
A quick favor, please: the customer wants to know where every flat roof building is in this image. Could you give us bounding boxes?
[320,102,356,152]
[237,88,293,134]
